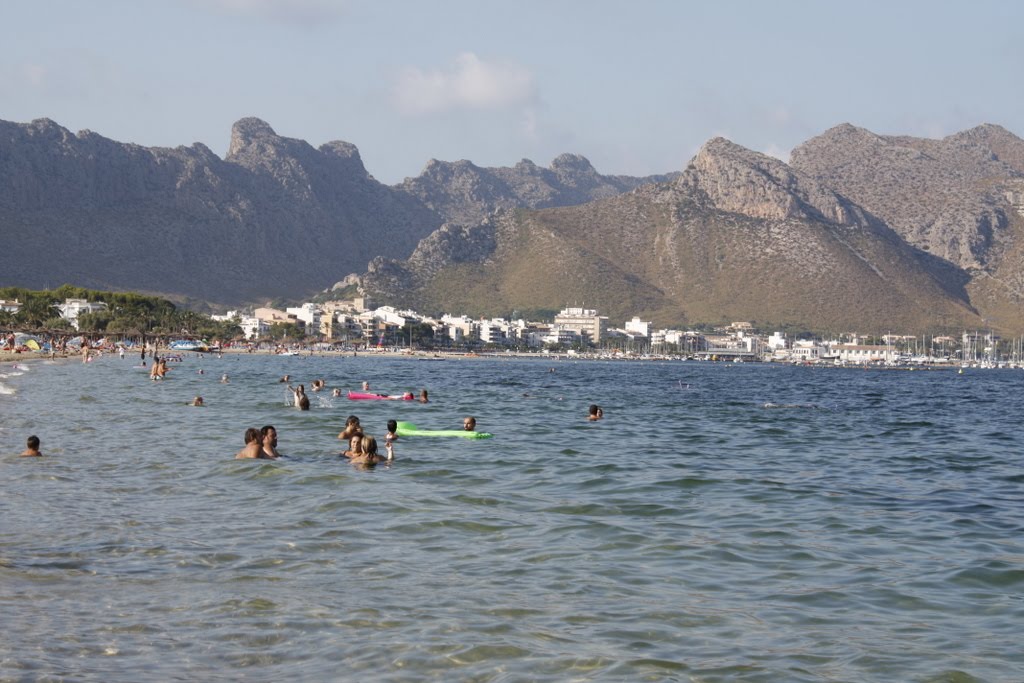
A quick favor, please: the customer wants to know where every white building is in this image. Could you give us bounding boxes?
[0,299,22,314]
[624,316,652,339]
[767,332,787,350]
[553,307,608,345]
[238,316,269,340]
[55,298,108,330]
[286,303,321,328]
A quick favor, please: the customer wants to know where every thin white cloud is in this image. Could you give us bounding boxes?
[393,52,536,116]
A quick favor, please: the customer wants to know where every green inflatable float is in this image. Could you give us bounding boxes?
[395,421,493,439]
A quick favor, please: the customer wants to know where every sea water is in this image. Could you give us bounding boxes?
[1,354,1022,682]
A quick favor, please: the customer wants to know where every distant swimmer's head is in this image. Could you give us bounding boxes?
[387,419,398,434]
[244,427,260,444]
[361,435,379,457]
[419,389,428,403]
[332,388,342,397]
[261,425,277,447]
[362,381,370,390]
[192,396,204,406]
[463,416,476,431]
[27,435,40,449]
[588,404,601,420]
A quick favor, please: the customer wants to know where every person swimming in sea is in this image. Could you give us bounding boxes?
[20,435,42,457]
[234,428,264,459]
[348,435,389,466]
[588,404,602,421]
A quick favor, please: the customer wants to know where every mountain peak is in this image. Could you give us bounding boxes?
[550,153,595,174]
[685,136,858,224]
[228,117,278,156]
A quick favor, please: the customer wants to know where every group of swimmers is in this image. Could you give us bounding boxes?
[234,425,282,459]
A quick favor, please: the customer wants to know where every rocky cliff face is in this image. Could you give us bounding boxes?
[789,123,1024,271]
[0,117,666,305]
[363,140,984,332]
[397,154,677,227]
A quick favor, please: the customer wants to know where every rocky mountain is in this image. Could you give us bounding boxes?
[790,123,1024,331]
[398,154,677,227]
[364,138,985,333]
[0,117,439,304]
[0,117,665,305]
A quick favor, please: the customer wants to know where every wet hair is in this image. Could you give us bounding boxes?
[260,425,276,438]
[589,404,599,416]
[361,435,379,457]
[244,427,260,444]
[346,415,360,426]
[387,419,398,433]
[27,435,40,449]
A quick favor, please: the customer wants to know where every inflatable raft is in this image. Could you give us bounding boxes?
[395,421,493,439]
[347,391,414,401]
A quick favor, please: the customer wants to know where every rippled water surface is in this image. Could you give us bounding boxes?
[2,354,1023,681]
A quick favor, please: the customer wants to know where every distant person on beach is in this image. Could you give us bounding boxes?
[463,416,476,432]
[419,389,429,403]
[119,346,125,359]
[82,340,90,364]
[261,425,281,459]
[20,435,42,457]
[234,428,264,459]
[588,404,602,421]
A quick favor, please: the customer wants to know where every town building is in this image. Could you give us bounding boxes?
[553,307,608,345]
[54,298,108,330]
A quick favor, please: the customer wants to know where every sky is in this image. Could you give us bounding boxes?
[2,0,1023,184]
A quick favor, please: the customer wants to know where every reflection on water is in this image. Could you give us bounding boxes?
[2,354,1023,681]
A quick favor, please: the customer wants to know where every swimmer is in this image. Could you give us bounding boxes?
[288,384,310,410]
[419,389,429,403]
[197,368,204,375]
[331,388,342,397]
[311,379,325,392]
[119,347,125,360]
[588,404,602,421]
[20,435,42,457]
[343,433,364,459]
[190,396,205,407]
[234,427,264,459]
[220,373,230,383]
[362,380,370,391]
[463,416,476,432]
[279,375,291,383]
[349,435,386,466]
[402,392,414,400]
[260,425,281,459]
[385,419,399,446]
[338,415,363,443]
